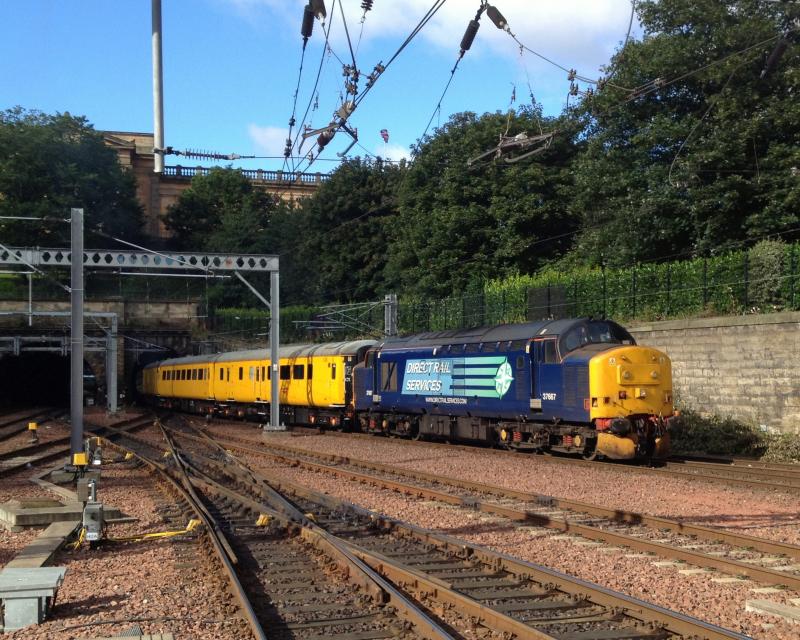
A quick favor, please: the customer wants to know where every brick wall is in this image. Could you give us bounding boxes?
[629,312,800,434]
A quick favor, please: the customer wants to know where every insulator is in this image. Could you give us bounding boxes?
[301,4,314,40]
[460,19,480,53]
[761,38,789,79]
[486,5,507,30]
[567,68,576,81]
[288,116,296,127]
[317,128,335,149]
[310,0,326,21]
[361,0,373,12]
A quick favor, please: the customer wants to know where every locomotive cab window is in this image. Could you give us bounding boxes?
[543,340,559,363]
[381,362,398,392]
[293,364,304,379]
[280,365,290,380]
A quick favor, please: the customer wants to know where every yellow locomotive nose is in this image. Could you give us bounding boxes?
[588,346,674,420]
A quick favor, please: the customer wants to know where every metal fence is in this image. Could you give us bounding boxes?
[397,248,800,332]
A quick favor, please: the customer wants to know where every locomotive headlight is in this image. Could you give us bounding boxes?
[650,371,659,379]
[622,370,632,380]
[573,435,582,448]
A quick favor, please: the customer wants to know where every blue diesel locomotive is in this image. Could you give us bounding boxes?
[354,318,676,460]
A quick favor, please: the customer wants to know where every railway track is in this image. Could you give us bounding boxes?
[104,419,455,640]
[0,408,58,443]
[0,414,155,478]
[282,427,800,494]
[192,426,800,592]
[155,417,750,640]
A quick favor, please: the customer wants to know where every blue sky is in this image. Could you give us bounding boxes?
[1,0,638,174]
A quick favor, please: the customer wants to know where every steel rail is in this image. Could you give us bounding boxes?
[207,433,800,560]
[201,434,800,591]
[181,461,458,640]
[286,427,800,494]
[0,415,155,477]
[102,423,267,640]
[665,458,800,482]
[214,450,751,640]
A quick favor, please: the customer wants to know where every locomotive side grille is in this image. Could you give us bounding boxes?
[563,365,588,407]
[516,368,528,400]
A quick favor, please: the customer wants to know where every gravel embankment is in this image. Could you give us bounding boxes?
[247,454,799,640]
[3,446,250,639]
[203,426,800,544]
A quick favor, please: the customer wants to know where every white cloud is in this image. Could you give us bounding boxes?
[217,0,637,77]
[247,124,288,156]
[374,142,411,162]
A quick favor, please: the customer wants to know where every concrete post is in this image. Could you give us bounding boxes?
[384,293,398,336]
[27,272,32,327]
[106,315,118,413]
[70,208,84,459]
[270,270,280,429]
[152,0,165,174]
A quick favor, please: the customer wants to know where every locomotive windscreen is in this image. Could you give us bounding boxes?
[559,321,634,355]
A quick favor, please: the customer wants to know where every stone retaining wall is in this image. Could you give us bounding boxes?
[629,312,800,434]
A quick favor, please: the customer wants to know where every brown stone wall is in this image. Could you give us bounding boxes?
[629,312,800,434]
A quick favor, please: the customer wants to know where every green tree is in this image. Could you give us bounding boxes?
[0,107,143,246]
[289,158,406,304]
[386,108,580,298]
[163,167,280,253]
[568,0,800,268]
[164,167,288,308]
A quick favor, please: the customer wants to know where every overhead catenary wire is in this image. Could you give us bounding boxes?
[293,0,450,176]
[288,0,339,173]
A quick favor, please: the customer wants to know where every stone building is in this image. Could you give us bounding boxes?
[102,131,328,240]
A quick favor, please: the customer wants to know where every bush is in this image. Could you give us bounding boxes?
[669,409,769,457]
[763,434,800,463]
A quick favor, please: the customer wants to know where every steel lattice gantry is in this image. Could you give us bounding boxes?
[0,247,278,272]
[0,245,282,432]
